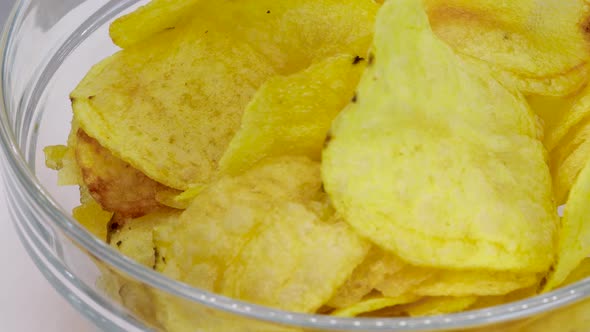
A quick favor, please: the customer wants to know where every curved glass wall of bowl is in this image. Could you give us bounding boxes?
[4,0,590,331]
[1,0,152,331]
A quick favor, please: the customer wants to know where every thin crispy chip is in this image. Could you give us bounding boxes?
[220,54,365,175]
[322,0,556,272]
[544,160,590,290]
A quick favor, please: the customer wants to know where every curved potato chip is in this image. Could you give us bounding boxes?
[322,0,556,272]
[414,271,538,297]
[544,160,590,291]
[375,265,434,298]
[75,130,174,218]
[550,117,590,204]
[398,296,478,317]
[110,0,201,49]
[157,157,368,312]
[220,54,365,175]
[561,258,590,287]
[427,0,590,96]
[331,295,420,318]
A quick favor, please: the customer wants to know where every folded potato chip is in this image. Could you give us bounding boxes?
[220,54,365,175]
[156,157,369,313]
[322,0,557,272]
[544,160,590,290]
[427,0,590,96]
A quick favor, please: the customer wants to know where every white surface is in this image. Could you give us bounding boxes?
[0,178,94,331]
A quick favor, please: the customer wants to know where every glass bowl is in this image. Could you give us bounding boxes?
[2,0,590,331]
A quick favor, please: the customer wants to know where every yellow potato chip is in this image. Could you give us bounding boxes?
[74,0,378,190]
[398,296,478,317]
[544,160,590,290]
[156,157,368,312]
[322,0,556,272]
[220,54,365,175]
[331,295,420,318]
[110,0,202,49]
[414,270,538,297]
[72,199,113,242]
[550,117,590,204]
[327,247,405,309]
[72,24,276,190]
[427,0,590,96]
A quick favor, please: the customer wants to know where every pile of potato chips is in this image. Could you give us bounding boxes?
[45,0,590,330]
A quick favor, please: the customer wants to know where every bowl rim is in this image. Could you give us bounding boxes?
[2,0,590,330]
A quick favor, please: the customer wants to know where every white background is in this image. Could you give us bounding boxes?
[0,0,94,330]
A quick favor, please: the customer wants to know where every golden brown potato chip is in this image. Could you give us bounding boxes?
[219,54,365,175]
[427,0,590,96]
[75,130,176,218]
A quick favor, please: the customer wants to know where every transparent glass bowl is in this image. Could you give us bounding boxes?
[3,0,590,331]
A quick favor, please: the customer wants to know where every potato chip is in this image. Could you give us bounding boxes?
[426,0,590,96]
[414,270,538,297]
[71,25,276,190]
[544,160,590,290]
[72,199,113,242]
[74,0,377,190]
[110,0,202,49]
[398,296,478,317]
[322,0,556,272]
[75,130,175,218]
[156,157,368,312]
[222,205,368,312]
[220,54,365,175]
[550,117,590,204]
[331,295,420,318]
[327,247,405,309]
